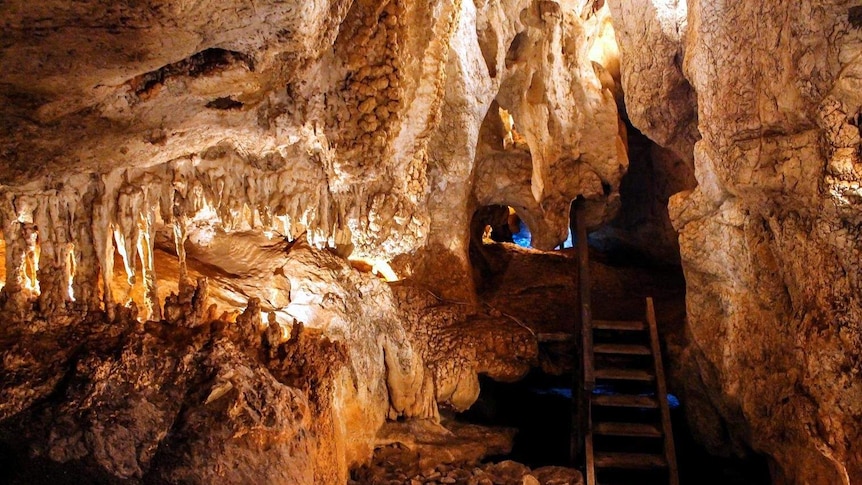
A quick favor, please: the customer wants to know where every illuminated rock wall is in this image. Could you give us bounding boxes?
[612,1,862,482]
[0,0,624,482]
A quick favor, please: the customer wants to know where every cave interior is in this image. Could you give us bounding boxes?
[0,1,860,485]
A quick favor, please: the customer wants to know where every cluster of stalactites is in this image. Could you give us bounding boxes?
[0,156,369,322]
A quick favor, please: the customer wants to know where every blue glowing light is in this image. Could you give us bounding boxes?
[512,219,532,248]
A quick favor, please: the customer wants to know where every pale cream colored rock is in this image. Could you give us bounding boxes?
[607,0,699,162]
[412,0,627,300]
[647,1,862,483]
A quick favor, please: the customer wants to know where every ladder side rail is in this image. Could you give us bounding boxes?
[646,297,679,485]
[576,202,594,391]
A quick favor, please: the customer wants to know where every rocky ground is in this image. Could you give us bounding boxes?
[351,443,583,485]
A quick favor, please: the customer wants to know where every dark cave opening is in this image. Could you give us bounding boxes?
[458,370,771,485]
[459,372,573,468]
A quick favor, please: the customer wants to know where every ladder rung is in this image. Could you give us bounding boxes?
[593,320,645,331]
[537,332,573,343]
[595,368,655,382]
[594,421,662,438]
[595,452,667,469]
[594,343,651,355]
[592,393,658,408]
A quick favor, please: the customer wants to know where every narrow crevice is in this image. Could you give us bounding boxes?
[130,48,255,99]
[205,97,244,110]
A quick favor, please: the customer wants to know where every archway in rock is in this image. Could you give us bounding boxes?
[472,205,530,247]
[468,204,542,293]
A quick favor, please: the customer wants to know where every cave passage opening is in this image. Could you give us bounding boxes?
[476,205,531,248]
[459,122,776,483]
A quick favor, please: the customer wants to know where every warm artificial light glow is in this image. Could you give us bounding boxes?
[66,245,76,301]
[348,256,400,282]
[482,225,494,243]
[499,107,516,150]
[23,228,40,294]
[113,227,135,287]
[587,5,620,90]
[260,311,291,339]
[0,233,6,292]
[188,201,220,247]
[371,260,399,282]
[276,215,294,240]
[284,303,314,327]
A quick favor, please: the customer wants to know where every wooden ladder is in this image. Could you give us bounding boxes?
[584,297,679,485]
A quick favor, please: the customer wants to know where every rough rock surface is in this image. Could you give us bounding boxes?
[351,440,584,485]
[0,229,558,484]
[0,0,626,302]
[0,303,332,483]
[607,0,699,163]
[614,1,862,483]
[375,419,518,471]
[0,1,626,481]
[392,283,539,413]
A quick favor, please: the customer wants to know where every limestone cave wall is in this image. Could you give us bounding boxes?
[0,0,623,483]
[612,1,862,483]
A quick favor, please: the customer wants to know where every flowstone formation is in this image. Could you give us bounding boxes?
[612,0,862,483]
[0,0,625,483]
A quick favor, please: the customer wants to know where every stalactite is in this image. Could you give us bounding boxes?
[22,221,39,295]
[173,217,189,286]
[35,194,70,315]
[157,167,175,226]
[7,224,32,312]
[136,200,160,321]
[112,226,134,303]
[71,177,102,311]
[319,188,331,243]
[0,195,27,311]
[65,243,75,301]
[115,185,144,302]
[0,140,423,322]
[213,176,226,215]
[93,175,117,318]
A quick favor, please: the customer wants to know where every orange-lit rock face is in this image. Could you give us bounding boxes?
[0,0,625,300]
[0,3,623,482]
